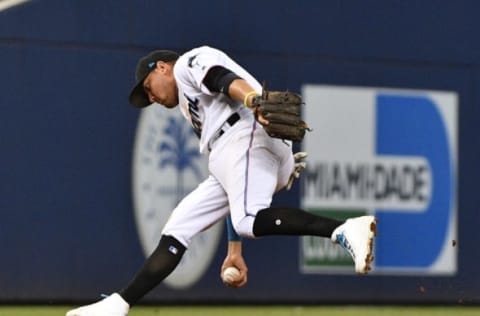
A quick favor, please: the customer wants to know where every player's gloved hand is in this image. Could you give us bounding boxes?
[251,89,310,142]
[286,152,308,191]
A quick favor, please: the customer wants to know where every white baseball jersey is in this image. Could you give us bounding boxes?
[162,46,294,246]
[174,46,262,153]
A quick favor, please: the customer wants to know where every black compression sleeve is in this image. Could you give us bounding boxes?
[252,207,344,237]
[119,235,186,305]
[203,66,241,97]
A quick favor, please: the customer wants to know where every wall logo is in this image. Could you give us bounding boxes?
[300,85,457,275]
[132,104,223,289]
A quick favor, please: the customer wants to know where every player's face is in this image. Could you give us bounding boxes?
[143,61,178,108]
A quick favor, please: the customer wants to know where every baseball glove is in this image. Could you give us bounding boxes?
[252,90,310,142]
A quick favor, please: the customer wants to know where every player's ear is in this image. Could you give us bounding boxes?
[156,61,171,74]
[155,61,164,70]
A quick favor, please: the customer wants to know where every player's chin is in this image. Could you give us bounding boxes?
[163,102,179,109]
[163,98,179,109]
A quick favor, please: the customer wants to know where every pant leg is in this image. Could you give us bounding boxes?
[162,174,229,247]
[209,121,294,237]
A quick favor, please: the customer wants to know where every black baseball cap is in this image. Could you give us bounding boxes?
[128,50,180,108]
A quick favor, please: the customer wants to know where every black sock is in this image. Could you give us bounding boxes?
[252,207,344,238]
[119,235,186,306]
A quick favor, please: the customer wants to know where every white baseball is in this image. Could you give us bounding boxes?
[222,266,240,284]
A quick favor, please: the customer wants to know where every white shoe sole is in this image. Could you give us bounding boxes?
[356,216,378,275]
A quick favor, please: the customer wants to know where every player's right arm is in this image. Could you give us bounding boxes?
[221,216,248,288]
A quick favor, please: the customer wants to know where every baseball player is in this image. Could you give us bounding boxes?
[66,46,377,316]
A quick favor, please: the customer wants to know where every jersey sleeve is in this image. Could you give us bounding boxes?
[176,46,230,96]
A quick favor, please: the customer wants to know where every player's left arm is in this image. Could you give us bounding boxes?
[202,67,268,125]
[228,78,269,125]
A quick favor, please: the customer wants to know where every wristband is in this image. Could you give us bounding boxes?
[243,90,258,108]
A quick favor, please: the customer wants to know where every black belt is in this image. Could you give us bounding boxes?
[208,112,240,151]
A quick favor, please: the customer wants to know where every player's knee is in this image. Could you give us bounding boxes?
[161,227,191,248]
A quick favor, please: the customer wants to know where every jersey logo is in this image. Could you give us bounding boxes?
[187,54,198,67]
[187,53,206,70]
[184,94,202,138]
